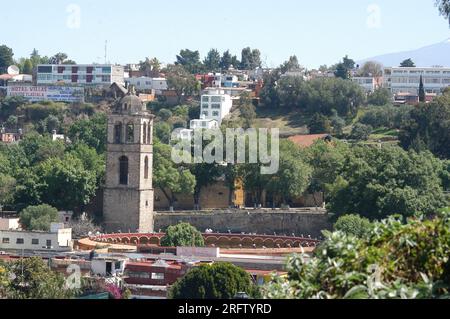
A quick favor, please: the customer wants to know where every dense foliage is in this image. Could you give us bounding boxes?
[1,257,74,299]
[263,209,450,299]
[160,222,205,247]
[169,262,260,299]
[334,214,372,238]
[19,204,58,231]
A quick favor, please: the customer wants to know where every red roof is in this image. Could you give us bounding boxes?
[288,134,331,148]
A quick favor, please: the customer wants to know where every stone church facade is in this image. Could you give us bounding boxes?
[103,92,155,233]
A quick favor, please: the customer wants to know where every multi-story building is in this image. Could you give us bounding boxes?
[200,89,233,124]
[36,64,125,87]
[383,66,450,95]
[125,77,168,94]
[0,223,72,252]
[352,76,383,93]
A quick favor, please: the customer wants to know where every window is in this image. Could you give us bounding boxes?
[211,103,221,109]
[16,238,24,244]
[151,273,165,280]
[119,156,129,185]
[202,103,209,109]
[115,261,122,270]
[143,122,147,144]
[147,124,152,144]
[202,111,209,117]
[127,123,134,143]
[212,111,220,117]
[46,240,52,247]
[144,156,149,179]
[101,75,111,82]
[32,239,39,245]
[114,123,122,144]
[2,238,10,244]
[102,67,112,73]
[202,96,209,102]
[211,96,221,103]
[37,66,52,73]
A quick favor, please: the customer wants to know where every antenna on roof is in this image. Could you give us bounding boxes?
[104,40,108,64]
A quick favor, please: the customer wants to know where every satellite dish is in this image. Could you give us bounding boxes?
[7,65,20,76]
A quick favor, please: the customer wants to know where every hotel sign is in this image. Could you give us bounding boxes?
[7,86,84,103]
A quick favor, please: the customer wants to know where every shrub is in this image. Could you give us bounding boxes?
[169,263,260,299]
[334,214,372,238]
[19,204,58,231]
[263,209,450,299]
[161,222,205,247]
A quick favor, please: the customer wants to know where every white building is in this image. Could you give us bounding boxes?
[0,218,20,231]
[352,77,381,93]
[91,257,127,277]
[36,64,125,87]
[125,77,168,94]
[383,67,450,95]
[200,89,233,124]
[190,118,219,130]
[0,223,72,251]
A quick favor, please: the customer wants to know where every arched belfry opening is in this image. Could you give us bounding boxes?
[104,86,155,233]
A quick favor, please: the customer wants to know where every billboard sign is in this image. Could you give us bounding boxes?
[7,86,84,103]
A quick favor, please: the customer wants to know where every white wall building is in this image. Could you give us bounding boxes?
[0,223,72,251]
[352,77,380,93]
[190,118,219,130]
[383,67,450,95]
[36,64,125,87]
[200,90,233,124]
[125,77,168,93]
[0,218,20,231]
[91,257,127,277]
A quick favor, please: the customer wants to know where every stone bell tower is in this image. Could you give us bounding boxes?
[103,90,155,233]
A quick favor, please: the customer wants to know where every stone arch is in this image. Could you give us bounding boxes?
[229,237,242,247]
[114,122,123,144]
[263,238,276,248]
[205,236,218,246]
[130,236,139,244]
[140,237,150,245]
[121,237,130,244]
[241,237,254,248]
[253,238,264,247]
[149,237,160,246]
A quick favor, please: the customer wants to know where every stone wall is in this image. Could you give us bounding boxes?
[154,209,332,238]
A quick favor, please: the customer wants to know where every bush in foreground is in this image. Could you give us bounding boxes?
[263,208,450,299]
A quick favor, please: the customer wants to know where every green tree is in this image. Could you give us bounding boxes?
[367,88,392,106]
[49,52,70,65]
[280,55,301,73]
[350,123,372,141]
[267,140,312,205]
[335,63,350,79]
[436,0,450,19]
[240,47,261,70]
[357,61,383,77]
[20,133,66,165]
[220,50,236,70]
[153,141,196,208]
[328,145,446,220]
[67,113,107,154]
[166,64,200,104]
[309,113,332,134]
[238,92,256,128]
[0,174,16,208]
[0,96,27,120]
[161,222,205,247]
[154,122,172,144]
[203,49,221,72]
[264,209,450,299]
[399,92,450,158]
[334,214,372,238]
[169,262,259,299]
[37,154,97,210]
[419,75,426,103]
[400,58,416,67]
[176,49,203,74]
[0,45,14,73]
[21,58,33,74]
[19,204,58,231]
[6,257,74,299]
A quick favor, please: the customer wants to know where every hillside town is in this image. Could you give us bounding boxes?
[0,0,450,304]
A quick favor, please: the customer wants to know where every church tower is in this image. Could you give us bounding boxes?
[103,90,154,233]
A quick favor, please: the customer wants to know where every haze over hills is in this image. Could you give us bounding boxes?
[358,38,450,68]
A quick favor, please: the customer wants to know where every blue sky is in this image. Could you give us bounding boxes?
[2,0,449,68]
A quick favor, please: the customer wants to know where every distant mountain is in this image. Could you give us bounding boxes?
[358,39,450,67]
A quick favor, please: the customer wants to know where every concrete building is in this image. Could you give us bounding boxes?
[0,218,20,231]
[125,77,168,94]
[352,76,382,93]
[0,223,72,252]
[91,256,127,277]
[103,90,155,233]
[383,66,450,95]
[200,89,233,124]
[36,64,125,87]
[190,118,219,130]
